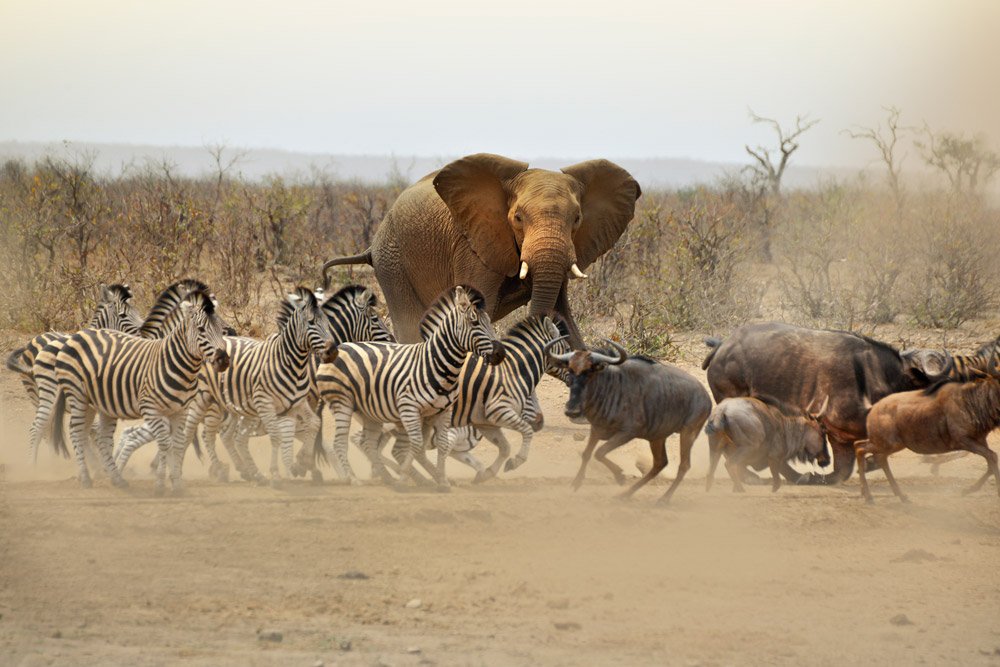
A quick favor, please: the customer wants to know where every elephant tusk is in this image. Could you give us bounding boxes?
[570,263,588,279]
[519,261,529,279]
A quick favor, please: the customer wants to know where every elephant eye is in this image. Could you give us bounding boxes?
[513,213,523,224]
[574,214,581,225]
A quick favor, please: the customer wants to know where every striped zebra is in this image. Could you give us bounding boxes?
[5,284,143,408]
[948,335,1000,380]
[171,287,335,488]
[116,285,393,484]
[387,313,571,482]
[25,280,213,465]
[316,285,505,487]
[52,289,231,491]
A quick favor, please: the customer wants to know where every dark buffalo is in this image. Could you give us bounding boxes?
[701,322,953,484]
[548,338,712,504]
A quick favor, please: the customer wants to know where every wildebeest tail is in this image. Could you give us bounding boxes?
[703,410,726,435]
[51,390,70,459]
[4,347,32,376]
[701,337,723,370]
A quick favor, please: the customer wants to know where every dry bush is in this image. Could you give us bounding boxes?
[572,186,763,354]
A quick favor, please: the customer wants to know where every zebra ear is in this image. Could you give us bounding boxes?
[287,292,303,304]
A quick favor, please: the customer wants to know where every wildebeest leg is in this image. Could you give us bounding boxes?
[768,457,783,492]
[877,452,909,503]
[777,461,810,485]
[619,437,667,499]
[705,433,725,492]
[853,440,876,503]
[724,445,756,493]
[658,424,700,504]
[593,434,634,486]
[571,430,602,491]
[958,438,1000,496]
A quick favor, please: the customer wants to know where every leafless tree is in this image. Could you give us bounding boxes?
[843,106,911,214]
[745,110,820,196]
[915,127,1000,196]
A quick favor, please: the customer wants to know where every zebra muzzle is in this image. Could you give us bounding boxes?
[213,349,231,373]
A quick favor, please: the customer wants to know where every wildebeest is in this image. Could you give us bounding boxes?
[854,363,1000,503]
[547,338,711,504]
[704,395,831,493]
[702,322,953,484]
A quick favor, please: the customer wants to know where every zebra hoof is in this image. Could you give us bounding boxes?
[218,465,230,483]
[503,458,521,472]
[290,463,306,478]
[473,469,495,484]
[79,477,93,489]
[350,478,364,487]
[269,478,283,490]
[311,470,324,485]
[111,477,130,489]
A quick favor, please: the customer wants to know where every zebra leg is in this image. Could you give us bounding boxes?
[95,414,128,488]
[28,382,59,465]
[503,414,536,472]
[394,409,428,486]
[115,424,154,473]
[188,395,229,483]
[328,402,361,485]
[65,397,96,488]
[451,450,486,476]
[476,426,513,483]
[229,417,267,485]
[290,404,323,483]
[358,420,399,484]
[257,397,296,488]
[429,414,454,488]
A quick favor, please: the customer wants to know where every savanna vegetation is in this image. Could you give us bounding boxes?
[1,117,998,356]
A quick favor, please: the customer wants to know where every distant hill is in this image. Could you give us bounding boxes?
[0,140,868,190]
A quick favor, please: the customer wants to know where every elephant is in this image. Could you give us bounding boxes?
[322,153,641,347]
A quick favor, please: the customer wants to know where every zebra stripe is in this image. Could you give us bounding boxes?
[26,281,215,465]
[316,285,504,487]
[52,289,230,492]
[6,284,142,408]
[176,287,334,488]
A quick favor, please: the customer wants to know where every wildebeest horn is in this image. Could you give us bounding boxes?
[932,348,954,380]
[814,396,829,419]
[543,335,573,364]
[591,338,628,366]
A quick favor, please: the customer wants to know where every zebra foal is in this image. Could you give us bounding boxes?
[53,289,230,492]
[316,285,505,487]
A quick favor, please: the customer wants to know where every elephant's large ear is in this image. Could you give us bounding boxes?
[561,160,641,270]
[433,153,529,277]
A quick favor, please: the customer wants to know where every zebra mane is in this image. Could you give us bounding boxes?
[418,285,487,338]
[325,284,377,310]
[140,279,211,338]
[274,286,318,328]
[102,284,133,303]
[503,311,567,344]
[974,334,1000,358]
[184,288,217,316]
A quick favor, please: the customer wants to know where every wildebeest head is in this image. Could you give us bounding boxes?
[800,396,832,467]
[546,337,628,420]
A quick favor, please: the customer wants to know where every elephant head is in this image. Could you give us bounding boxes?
[432,153,641,339]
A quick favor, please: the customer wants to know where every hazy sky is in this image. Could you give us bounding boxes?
[2,0,998,168]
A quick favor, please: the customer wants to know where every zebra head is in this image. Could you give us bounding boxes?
[91,284,143,335]
[140,279,211,339]
[427,285,505,366]
[180,289,231,372]
[542,314,572,384]
[321,285,395,345]
[286,286,337,363]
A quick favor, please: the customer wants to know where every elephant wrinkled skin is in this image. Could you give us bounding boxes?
[323,153,641,346]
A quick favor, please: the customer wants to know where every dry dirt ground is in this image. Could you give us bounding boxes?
[1,358,999,666]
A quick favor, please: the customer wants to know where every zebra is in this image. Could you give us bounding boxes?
[5,284,143,408]
[133,284,394,484]
[387,313,571,483]
[316,285,505,487]
[24,280,213,465]
[166,287,335,488]
[52,289,231,492]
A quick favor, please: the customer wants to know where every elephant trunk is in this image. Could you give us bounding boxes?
[522,246,570,317]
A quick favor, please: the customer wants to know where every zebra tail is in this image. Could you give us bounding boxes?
[190,425,203,462]
[313,420,330,467]
[4,347,32,376]
[51,389,70,459]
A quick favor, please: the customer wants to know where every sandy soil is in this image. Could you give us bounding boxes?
[2,358,999,666]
